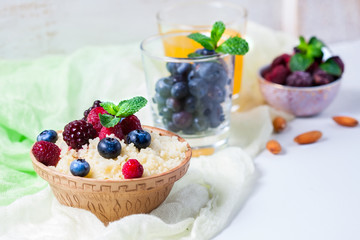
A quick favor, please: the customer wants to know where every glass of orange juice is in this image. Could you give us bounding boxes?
[156,0,247,106]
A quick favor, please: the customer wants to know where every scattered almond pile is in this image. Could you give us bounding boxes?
[266,115,358,155]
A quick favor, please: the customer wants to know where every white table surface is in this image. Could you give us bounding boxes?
[214,40,360,240]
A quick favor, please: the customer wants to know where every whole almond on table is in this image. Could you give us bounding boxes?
[266,140,282,154]
[273,116,287,133]
[294,131,322,144]
[332,116,358,127]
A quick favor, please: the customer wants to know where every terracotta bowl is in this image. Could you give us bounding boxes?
[258,66,341,117]
[30,126,192,225]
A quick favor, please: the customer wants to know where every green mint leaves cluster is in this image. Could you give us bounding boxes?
[187,21,249,56]
[290,36,342,76]
[99,96,147,128]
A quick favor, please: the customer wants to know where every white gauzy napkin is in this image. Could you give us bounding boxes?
[0,147,254,240]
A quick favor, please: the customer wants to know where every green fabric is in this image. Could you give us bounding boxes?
[0,44,145,205]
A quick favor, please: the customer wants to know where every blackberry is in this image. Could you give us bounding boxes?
[82,100,102,120]
[63,120,97,149]
[286,71,312,87]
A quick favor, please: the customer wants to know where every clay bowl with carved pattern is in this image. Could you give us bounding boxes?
[258,65,341,117]
[30,126,192,225]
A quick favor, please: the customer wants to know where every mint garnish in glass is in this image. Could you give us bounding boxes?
[187,21,249,57]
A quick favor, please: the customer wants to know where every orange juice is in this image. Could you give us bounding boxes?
[161,28,243,95]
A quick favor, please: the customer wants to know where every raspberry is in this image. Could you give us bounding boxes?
[32,141,61,166]
[286,71,312,87]
[63,120,97,149]
[82,100,102,120]
[271,54,291,69]
[306,61,319,74]
[122,159,144,179]
[120,115,142,135]
[265,65,291,85]
[99,123,125,140]
[313,68,334,85]
[87,107,108,133]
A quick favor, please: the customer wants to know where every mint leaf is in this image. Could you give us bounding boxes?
[216,37,249,55]
[320,58,342,76]
[211,21,226,46]
[188,33,215,50]
[297,36,308,52]
[99,114,121,128]
[307,45,323,58]
[309,36,324,50]
[100,102,118,115]
[116,96,147,117]
[289,53,314,71]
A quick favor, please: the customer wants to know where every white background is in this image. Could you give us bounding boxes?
[214,40,360,240]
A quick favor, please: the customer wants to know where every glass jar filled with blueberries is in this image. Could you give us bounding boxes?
[141,32,235,150]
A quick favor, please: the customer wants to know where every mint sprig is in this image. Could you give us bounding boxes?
[320,58,342,76]
[99,96,147,128]
[290,36,325,71]
[289,53,314,71]
[188,33,215,50]
[187,21,249,56]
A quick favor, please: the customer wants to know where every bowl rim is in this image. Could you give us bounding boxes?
[30,125,192,184]
[258,65,341,91]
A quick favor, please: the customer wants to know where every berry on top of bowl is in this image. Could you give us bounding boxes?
[262,36,344,87]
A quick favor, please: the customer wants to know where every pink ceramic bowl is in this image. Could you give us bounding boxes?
[258,66,341,117]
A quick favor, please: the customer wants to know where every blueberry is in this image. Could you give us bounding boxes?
[193,116,209,132]
[176,63,192,76]
[171,82,189,99]
[97,137,122,159]
[166,62,178,75]
[37,130,58,143]
[154,93,166,106]
[171,75,185,83]
[184,96,197,113]
[197,62,228,84]
[126,129,151,149]
[166,97,182,112]
[188,77,209,98]
[159,107,173,119]
[207,85,226,103]
[70,159,90,177]
[155,77,172,97]
[172,111,193,129]
[209,103,225,128]
[165,121,180,133]
[188,70,196,81]
[195,48,216,56]
[199,97,214,117]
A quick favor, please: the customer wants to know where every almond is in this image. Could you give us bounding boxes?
[294,130,322,144]
[273,116,287,133]
[332,116,358,127]
[266,140,282,154]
